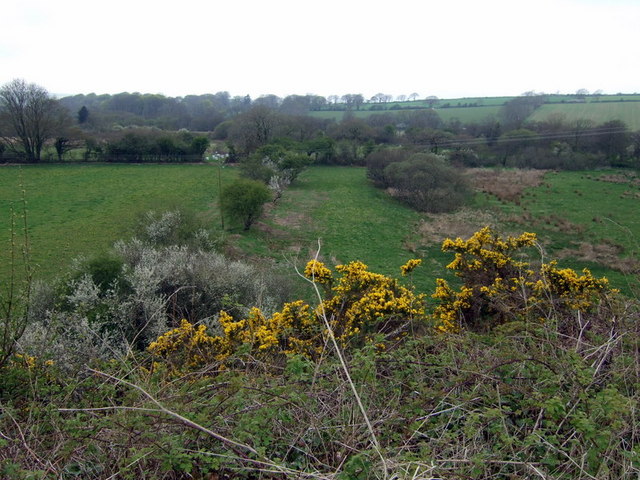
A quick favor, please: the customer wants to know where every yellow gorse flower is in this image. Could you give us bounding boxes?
[304,259,333,284]
[149,259,427,374]
[432,226,616,333]
[400,258,422,276]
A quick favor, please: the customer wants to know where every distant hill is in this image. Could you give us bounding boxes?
[310,94,640,130]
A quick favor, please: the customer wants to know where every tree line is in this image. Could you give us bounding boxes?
[1,79,639,171]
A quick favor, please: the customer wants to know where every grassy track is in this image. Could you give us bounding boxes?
[233,166,447,292]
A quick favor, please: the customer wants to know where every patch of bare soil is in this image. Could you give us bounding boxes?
[467,168,547,202]
[405,208,503,251]
[558,241,640,274]
[504,212,586,235]
[594,172,640,187]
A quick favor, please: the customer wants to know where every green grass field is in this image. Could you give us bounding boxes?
[481,170,640,293]
[0,164,235,282]
[309,105,502,124]
[233,166,442,290]
[436,105,501,123]
[530,102,640,130]
[1,164,638,297]
[310,94,640,127]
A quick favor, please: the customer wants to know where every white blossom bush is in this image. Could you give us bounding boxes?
[20,210,293,362]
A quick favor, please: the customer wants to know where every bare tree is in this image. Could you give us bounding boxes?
[340,94,365,110]
[0,79,70,162]
[228,105,278,154]
[572,118,594,151]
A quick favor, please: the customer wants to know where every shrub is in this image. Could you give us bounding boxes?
[18,208,293,365]
[221,178,271,230]
[383,152,472,212]
[148,259,427,372]
[432,226,617,335]
[133,208,217,250]
[365,147,411,188]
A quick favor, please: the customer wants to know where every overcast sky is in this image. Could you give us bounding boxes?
[2,0,639,100]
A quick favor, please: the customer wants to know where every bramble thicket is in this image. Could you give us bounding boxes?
[2,224,639,479]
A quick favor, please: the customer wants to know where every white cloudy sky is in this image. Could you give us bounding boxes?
[2,0,639,100]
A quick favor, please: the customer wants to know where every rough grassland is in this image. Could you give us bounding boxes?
[481,169,640,293]
[1,164,638,296]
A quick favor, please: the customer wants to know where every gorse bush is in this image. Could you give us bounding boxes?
[432,226,617,334]
[148,259,427,373]
[4,226,640,479]
[17,210,293,368]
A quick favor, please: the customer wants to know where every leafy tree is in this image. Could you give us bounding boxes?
[500,94,546,130]
[105,132,151,162]
[254,94,282,109]
[304,136,335,164]
[0,79,70,162]
[594,120,629,163]
[54,137,71,161]
[221,178,271,230]
[280,95,311,115]
[189,136,209,157]
[77,105,89,124]
[400,109,442,130]
[239,143,310,203]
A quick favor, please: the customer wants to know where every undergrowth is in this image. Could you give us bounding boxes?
[1,228,639,479]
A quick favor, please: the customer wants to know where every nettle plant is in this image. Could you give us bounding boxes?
[432,226,616,334]
[148,259,426,373]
